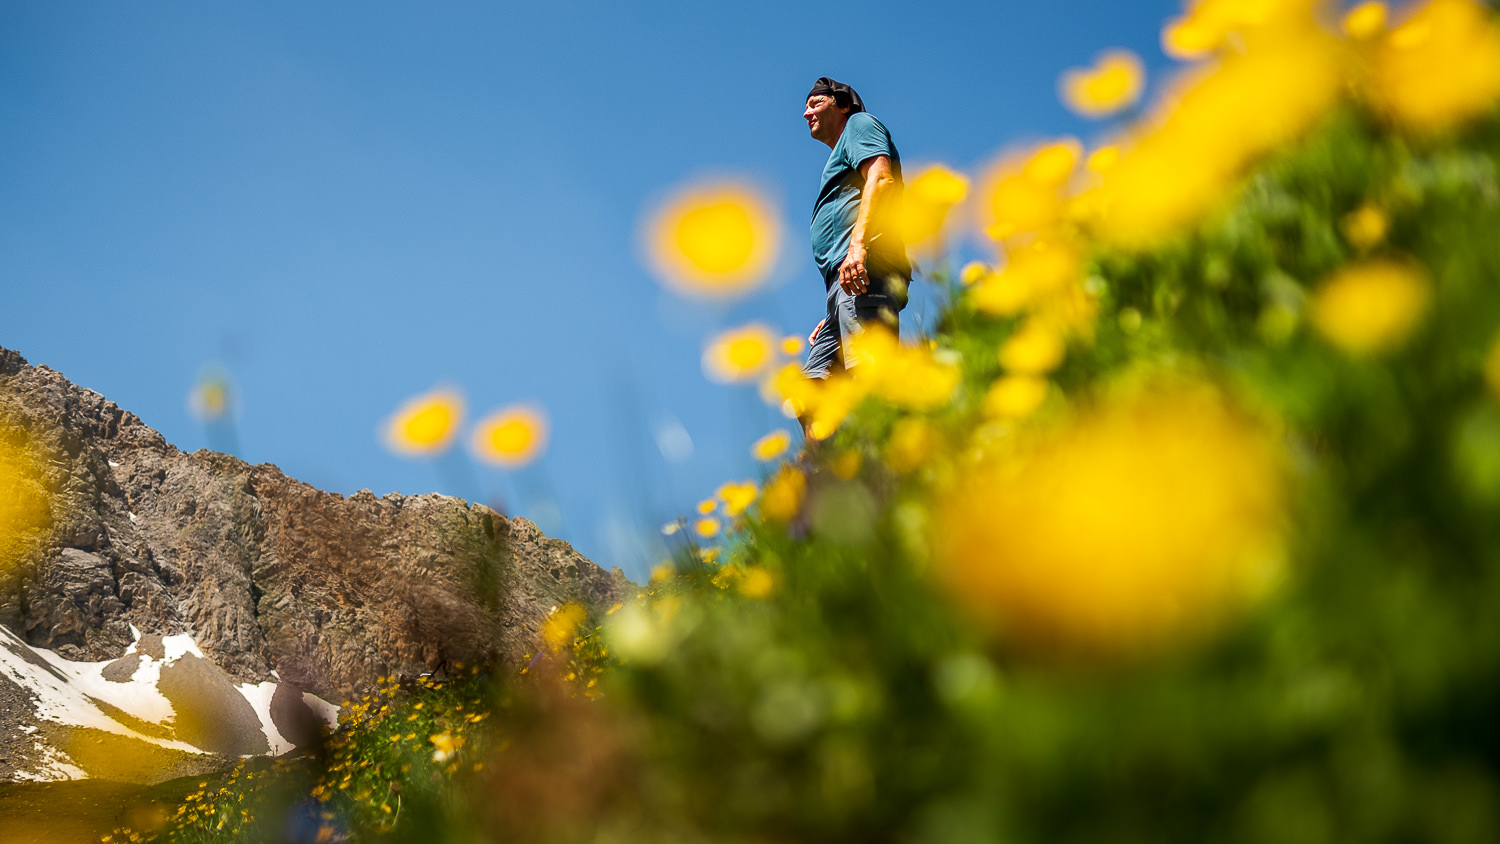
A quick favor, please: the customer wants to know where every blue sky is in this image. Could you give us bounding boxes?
[1,0,1180,580]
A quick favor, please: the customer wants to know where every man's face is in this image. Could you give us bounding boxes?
[804,95,849,146]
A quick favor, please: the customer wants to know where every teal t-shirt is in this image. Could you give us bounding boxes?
[810,111,911,290]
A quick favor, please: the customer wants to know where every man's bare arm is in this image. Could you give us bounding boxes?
[838,154,897,295]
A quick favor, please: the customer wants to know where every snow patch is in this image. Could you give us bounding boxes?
[237,682,294,755]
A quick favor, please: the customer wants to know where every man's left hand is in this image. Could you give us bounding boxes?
[839,244,869,295]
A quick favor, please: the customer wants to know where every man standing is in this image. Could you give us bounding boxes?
[802,77,911,379]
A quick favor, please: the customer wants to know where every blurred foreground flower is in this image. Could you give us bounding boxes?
[383,387,464,456]
[935,388,1286,655]
[644,181,782,298]
[1372,0,1500,131]
[752,429,792,461]
[1310,259,1432,355]
[983,139,1081,240]
[470,404,549,468]
[760,466,806,522]
[1161,0,1320,60]
[897,164,969,250]
[703,323,778,383]
[1060,49,1145,117]
[716,481,759,517]
[187,370,233,421]
[0,439,52,576]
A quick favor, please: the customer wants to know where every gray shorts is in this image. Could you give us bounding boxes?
[803,284,903,379]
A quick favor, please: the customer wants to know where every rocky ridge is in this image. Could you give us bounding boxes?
[0,345,630,719]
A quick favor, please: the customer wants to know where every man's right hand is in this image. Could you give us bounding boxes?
[808,319,826,345]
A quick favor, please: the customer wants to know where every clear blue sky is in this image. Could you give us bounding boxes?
[1,0,1178,580]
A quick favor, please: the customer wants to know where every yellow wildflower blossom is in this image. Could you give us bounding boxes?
[1060,49,1145,117]
[886,417,939,475]
[752,429,793,461]
[696,498,717,515]
[898,164,970,249]
[716,481,759,517]
[780,335,805,356]
[761,466,806,522]
[999,320,1067,375]
[644,181,782,298]
[1343,1,1388,39]
[1310,259,1432,355]
[703,323,779,383]
[695,517,721,538]
[383,387,463,456]
[935,388,1286,655]
[983,376,1051,420]
[1341,204,1389,251]
[831,449,862,480]
[470,404,548,468]
[738,567,776,599]
[543,603,587,649]
[1373,0,1500,131]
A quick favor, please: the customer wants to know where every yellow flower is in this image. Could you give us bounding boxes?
[0,440,51,578]
[885,418,939,475]
[430,731,457,763]
[470,404,548,467]
[960,261,991,286]
[845,326,961,410]
[898,164,970,249]
[383,388,464,456]
[543,603,587,649]
[738,567,776,599]
[970,240,1082,317]
[695,498,717,515]
[1310,259,1432,355]
[999,320,1067,375]
[1060,49,1146,117]
[703,323,779,383]
[982,376,1051,420]
[935,388,1286,655]
[780,335,805,356]
[716,481,759,517]
[1343,1,1388,39]
[983,139,1081,239]
[1086,146,1120,174]
[1341,204,1389,250]
[830,449,862,480]
[752,429,792,461]
[1373,0,1500,131]
[1162,0,1320,59]
[694,517,721,538]
[644,181,782,298]
[188,371,232,421]
[761,466,806,522]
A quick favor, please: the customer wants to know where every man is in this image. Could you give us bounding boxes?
[802,77,911,379]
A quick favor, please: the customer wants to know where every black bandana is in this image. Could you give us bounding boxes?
[807,77,864,113]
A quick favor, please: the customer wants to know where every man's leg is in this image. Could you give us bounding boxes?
[837,287,900,370]
[803,293,844,380]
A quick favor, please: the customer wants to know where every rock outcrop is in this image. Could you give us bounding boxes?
[0,346,631,708]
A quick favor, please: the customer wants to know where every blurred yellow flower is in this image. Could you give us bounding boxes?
[1092,30,1343,247]
[694,517,721,538]
[1162,0,1321,59]
[960,261,991,286]
[188,371,232,421]
[703,323,778,383]
[761,466,806,522]
[831,449,862,480]
[982,375,1051,419]
[984,140,1081,239]
[752,429,792,461]
[1343,1,1388,39]
[898,165,970,249]
[970,240,1082,316]
[1373,0,1500,131]
[470,404,548,468]
[738,566,776,599]
[0,439,51,577]
[645,181,782,298]
[935,389,1286,655]
[1086,145,1120,174]
[846,327,961,410]
[999,320,1067,375]
[1310,259,1432,355]
[696,498,717,515]
[779,335,805,356]
[886,417,939,475]
[543,603,587,649]
[1341,204,1389,250]
[384,388,464,456]
[716,481,759,517]
[1061,49,1146,117]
